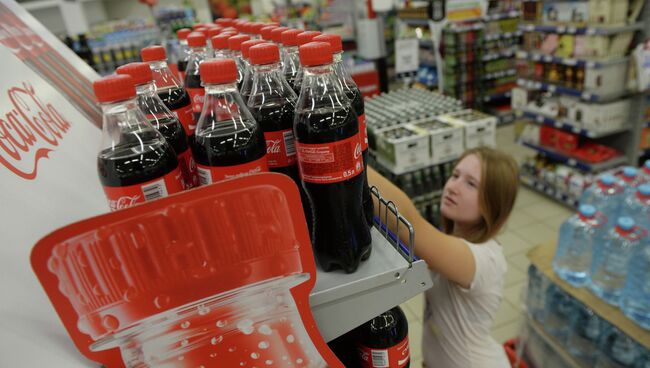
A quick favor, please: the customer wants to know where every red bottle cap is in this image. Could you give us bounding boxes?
[115,62,153,86]
[177,28,192,41]
[216,18,234,27]
[241,40,267,60]
[270,26,289,43]
[281,29,303,47]
[249,43,280,65]
[192,23,205,30]
[260,25,277,40]
[313,34,343,53]
[250,22,265,35]
[234,20,247,32]
[228,34,251,51]
[220,27,238,34]
[299,41,333,67]
[187,32,207,47]
[297,31,322,46]
[211,33,233,50]
[93,74,136,103]
[194,27,207,35]
[140,45,166,62]
[200,58,238,84]
[267,21,281,27]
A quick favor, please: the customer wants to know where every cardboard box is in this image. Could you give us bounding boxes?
[572,99,631,132]
[437,109,497,149]
[409,120,464,165]
[588,0,629,25]
[375,125,431,174]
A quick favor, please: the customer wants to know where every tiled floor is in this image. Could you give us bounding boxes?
[402,124,574,367]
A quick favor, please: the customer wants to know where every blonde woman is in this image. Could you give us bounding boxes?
[368,147,519,368]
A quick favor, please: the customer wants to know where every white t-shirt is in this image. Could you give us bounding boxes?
[422,238,510,368]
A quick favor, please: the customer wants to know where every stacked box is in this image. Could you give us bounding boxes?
[409,120,464,165]
[375,125,431,174]
[437,109,498,149]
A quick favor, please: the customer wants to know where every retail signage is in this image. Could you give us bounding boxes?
[395,38,419,78]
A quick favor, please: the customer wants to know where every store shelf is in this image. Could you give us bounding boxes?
[483,68,516,80]
[516,51,628,69]
[482,48,516,62]
[483,91,511,102]
[517,78,607,102]
[400,18,431,26]
[482,10,521,21]
[311,227,433,341]
[518,22,644,35]
[518,140,627,172]
[527,243,650,350]
[527,318,587,368]
[520,110,630,138]
[484,30,522,42]
[520,174,579,208]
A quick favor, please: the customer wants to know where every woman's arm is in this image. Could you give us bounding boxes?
[367,166,476,288]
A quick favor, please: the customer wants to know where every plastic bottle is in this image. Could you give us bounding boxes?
[239,39,268,102]
[294,41,371,273]
[355,306,410,368]
[619,184,650,231]
[191,59,268,185]
[590,217,647,305]
[116,62,196,190]
[176,28,192,82]
[619,166,643,196]
[640,160,650,183]
[260,25,278,41]
[620,237,650,329]
[580,174,625,219]
[553,204,608,287]
[596,325,643,368]
[526,265,549,322]
[93,75,184,211]
[292,31,322,94]
[227,34,252,88]
[210,32,235,59]
[567,303,604,366]
[140,45,196,139]
[542,283,575,342]
[249,22,265,40]
[281,29,303,89]
[183,32,210,123]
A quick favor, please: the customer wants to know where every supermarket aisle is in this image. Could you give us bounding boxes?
[399,123,574,366]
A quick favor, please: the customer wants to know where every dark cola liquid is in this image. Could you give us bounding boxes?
[177,59,188,76]
[185,72,203,122]
[97,139,179,187]
[356,306,410,367]
[148,116,189,156]
[191,119,266,168]
[157,87,192,116]
[295,107,372,273]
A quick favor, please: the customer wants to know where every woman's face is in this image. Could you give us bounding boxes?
[441,154,482,227]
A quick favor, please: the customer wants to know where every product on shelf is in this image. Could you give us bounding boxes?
[239,39,268,102]
[176,28,191,81]
[567,302,604,366]
[227,34,252,88]
[184,32,209,122]
[620,220,650,329]
[281,29,303,89]
[543,283,575,342]
[580,174,625,215]
[597,324,645,367]
[410,120,465,165]
[293,41,371,273]
[93,74,184,211]
[356,306,411,367]
[192,59,268,185]
[116,62,196,189]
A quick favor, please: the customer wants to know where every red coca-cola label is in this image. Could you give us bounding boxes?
[358,336,410,368]
[102,167,184,211]
[195,156,269,185]
[171,104,196,136]
[265,129,297,168]
[359,113,368,152]
[187,87,205,114]
[296,133,363,184]
[177,148,198,189]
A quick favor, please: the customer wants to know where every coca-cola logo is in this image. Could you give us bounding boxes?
[353,142,362,159]
[267,139,281,155]
[0,82,71,180]
[108,195,141,211]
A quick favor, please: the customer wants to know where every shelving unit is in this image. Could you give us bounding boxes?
[516,50,628,69]
[525,318,586,368]
[519,174,579,208]
[520,110,630,139]
[518,22,644,35]
[518,140,628,172]
[516,78,612,102]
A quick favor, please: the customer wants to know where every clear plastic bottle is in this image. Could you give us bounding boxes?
[176,28,192,82]
[620,235,650,329]
[92,74,184,211]
[210,32,236,59]
[618,166,643,196]
[260,25,278,41]
[619,184,650,231]
[596,325,643,368]
[227,34,252,88]
[567,302,604,366]
[292,31,322,94]
[294,41,372,273]
[184,32,210,122]
[580,174,626,220]
[239,39,268,102]
[281,29,303,90]
[590,217,647,305]
[249,22,265,40]
[116,62,197,190]
[526,265,550,322]
[191,58,268,185]
[542,283,575,343]
[553,204,608,287]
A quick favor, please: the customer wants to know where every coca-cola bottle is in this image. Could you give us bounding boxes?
[227,34,251,88]
[140,45,195,139]
[249,22,265,40]
[260,25,278,41]
[271,26,289,62]
[292,31,322,94]
[116,62,197,190]
[184,32,210,122]
[356,307,410,368]
[294,41,372,273]
[239,39,268,102]
[93,74,184,211]
[315,33,374,226]
[192,58,269,185]
[281,29,303,90]
[210,32,236,59]
[176,28,192,82]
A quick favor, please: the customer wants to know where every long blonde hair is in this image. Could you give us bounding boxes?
[441,147,519,243]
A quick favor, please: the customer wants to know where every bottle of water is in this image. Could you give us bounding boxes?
[553,204,607,287]
[619,167,643,195]
[542,283,575,343]
[580,174,625,218]
[567,302,604,366]
[526,265,550,322]
[619,184,650,231]
[596,325,643,368]
[590,217,647,306]
[620,239,650,329]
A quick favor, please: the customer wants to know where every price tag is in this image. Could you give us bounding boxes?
[565,58,577,66]
[572,126,580,134]
[568,158,577,167]
[395,38,420,76]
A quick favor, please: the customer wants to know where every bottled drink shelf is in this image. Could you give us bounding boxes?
[516,78,619,102]
[516,51,628,69]
[518,22,644,35]
[527,243,650,350]
[520,110,630,139]
[525,317,587,368]
[517,140,628,172]
[520,174,579,209]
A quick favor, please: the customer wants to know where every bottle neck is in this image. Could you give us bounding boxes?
[100,97,140,116]
[332,51,357,85]
[250,62,295,98]
[204,82,240,95]
[135,81,157,97]
[148,60,183,89]
[301,63,348,104]
[252,62,281,74]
